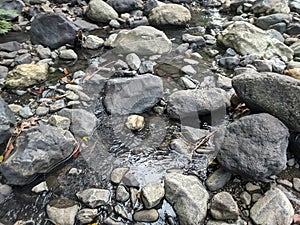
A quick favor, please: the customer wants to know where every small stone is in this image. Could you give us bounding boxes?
[125,53,141,70]
[8,104,22,114]
[133,209,159,222]
[103,217,125,225]
[50,99,66,112]
[35,106,49,116]
[65,91,79,101]
[122,171,140,188]
[36,45,51,59]
[116,185,130,202]
[251,193,263,203]
[31,181,49,193]
[125,115,145,131]
[68,168,82,175]
[205,168,232,191]
[48,115,71,130]
[110,167,129,184]
[183,58,199,65]
[82,35,104,49]
[141,182,165,209]
[130,187,139,208]
[19,106,33,118]
[109,19,121,28]
[59,49,77,60]
[287,158,295,167]
[181,65,196,76]
[245,183,261,192]
[76,208,98,224]
[240,191,251,206]
[114,204,128,219]
[139,61,153,74]
[76,188,110,208]
[0,183,12,202]
[293,178,300,192]
[277,179,293,188]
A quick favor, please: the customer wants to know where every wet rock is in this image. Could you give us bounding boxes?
[125,115,144,131]
[250,188,294,225]
[30,13,79,49]
[205,167,232,191]
[76,208,98,224]
[214,113,289,180]
[107,0,143,13]
[218,57,240,70]
[116,185,130,202]
[141,181,165,208]
[46,198,79,225]
[115,204,128,219]
[111,26,172,55]
[255,13,292,30]
[217,21,293,62]
[149,4,191,26]
[232,72,300,132]
[122,171,140,187]
[48,115,71,130]
[31,181,48,193]
[164,173,209,225]
[86,0,118,23]
[76,188,110,208]
[133,209,159,222]
[104,74,163,115]
[169,138,190,154]
[0,183,12,203]
[125,53,141,70]
[0,125,76,185]
[6,63,48,88]
[59,49,77,60]
[110,167,129,184]
[251,0,290,14]
[0,97,15,145]
[210,192,239,220]
[58,108,97,138]
[82,35,104,49]
[167,88,228,125]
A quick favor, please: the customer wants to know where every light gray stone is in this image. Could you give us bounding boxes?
[125,53,141,70]
[293,178,300,192]
[76,208,98,224]
[141,182,165,208]
[210,192,239,220]
[48,115,71,130]
[205,168,232,191]
[86,0,118,23]
[59,49,77,60]
[76,188,110,208]
[110,167,129,184]
[116,185,130,202]
[133,209,159,222]
[82,35,104,49]
[252,0,290,14]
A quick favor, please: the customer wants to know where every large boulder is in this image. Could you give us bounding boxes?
[0,125,77,185]
[149,4,191,26]
[217,21,294,62]
[111,26,172,56]
[164,173,209,225]
[214,113,289,180]
[104,74,163,115]
[5,63,49,88]
[107,0,143,13]
[252,0,290,14]
[86,0,118,23]
[232,72,300,132]
[0,97,15,145]
[250,188,294,225]
[30,13,79,49]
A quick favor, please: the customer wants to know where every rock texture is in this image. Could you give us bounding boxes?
[0,125,77,185]
[210,192,239,220]
[107,0,143,13]
[232,72,300,132]
[30,13,79,49]
[111,26,172,55]
[218,21,293,61]
[0,97,15,145]
[104,74,163,115]
[164,173,209,225]
[214,113,289,180]
[86,0,118,23]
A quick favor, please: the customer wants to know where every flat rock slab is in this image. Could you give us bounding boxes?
[104,74,163,115]
[0,125,77,185]
[232,72,300,132]
[214,113,289,180]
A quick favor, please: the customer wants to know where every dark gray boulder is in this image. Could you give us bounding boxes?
[107,0,143,13]
[255,13,292,30]
[232,72,300,132]
[0,125,77,185]
[0,0,24,19]
[214,113,289,180]
[0,97,15,145]
[30,13,79,49]
[104,74,163,115]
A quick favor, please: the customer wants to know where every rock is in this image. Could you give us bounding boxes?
[293,178,300,192]
[139,61,154,74]
[125,115,145,131]
[0,0,24,19]
[217,21,293,62]
[122,171,140,187]
[31,181,48,193]
[149,4,191,26]
[210,192,239,220]
[36,45,51,59]
[15,53,32,65]
[255,13,292,30]
[0,41,22,52]
[181,65,196,76]
[164,173,209,225]
[76,188,110,208]
[125,53,141,70]
[252,59,273,72]
[35,106,49,116]
[291,40,300,57]
[205,168,232,191]
[277,179,293,188]
[169,138,191,154]
[252,0,290,14]
[141,182,165,208]
[285,68,300,80]
[167,88,228,125]
[0,97,15,145]
[74,18,99,31]
[46,198,79,225]
[50,99,66,112]
[58,108,97,138]
[19,106,33,119]
[104,74,163,115]
[104,217,125,225]
[214,113,289,180]
[206,218,247,225]
[107,0,143,13]
[110,167,129,184]
[0,125,76,185]
[133,209,159,222]
[0,183,12,203]
[86,0,118,23]
[111,26,172,55]
[115,204,128,219]
[59,49,77,60]
[245,183,261,192]
[240,191,251,206]
[82,35,104,49]
[232,72,300,132]
[250,188,294,225]
[218,57,240,70]
[116,185,130,202]
[30,13,79,49]
[76,208,98,224]
[6,63,48,88]
[290,0,300,13]
[48,115,71,130]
